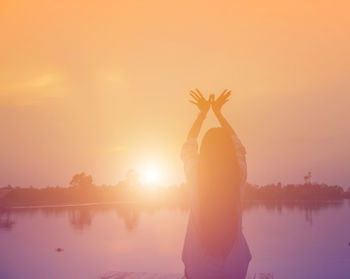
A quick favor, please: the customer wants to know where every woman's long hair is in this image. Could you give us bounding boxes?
[197,127,241,258]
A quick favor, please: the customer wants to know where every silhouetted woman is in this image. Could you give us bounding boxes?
[181,89,252,279]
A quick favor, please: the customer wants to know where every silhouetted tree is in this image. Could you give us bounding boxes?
[70,172,95,189]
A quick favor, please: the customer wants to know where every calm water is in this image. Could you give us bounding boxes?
[1,201,350,279]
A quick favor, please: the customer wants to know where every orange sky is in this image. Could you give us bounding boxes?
[1,0,349,187]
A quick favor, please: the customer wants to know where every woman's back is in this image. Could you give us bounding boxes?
[181,134,251,279]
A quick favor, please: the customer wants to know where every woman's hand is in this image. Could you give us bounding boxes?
[189,89,210,116]
[186,89,209,140]
[211,89,231,114]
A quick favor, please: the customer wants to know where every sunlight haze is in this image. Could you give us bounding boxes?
[1,0,349,188]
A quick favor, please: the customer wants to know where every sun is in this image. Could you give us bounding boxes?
[140,165,164,186]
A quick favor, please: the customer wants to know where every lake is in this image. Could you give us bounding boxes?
[1,200,349,279]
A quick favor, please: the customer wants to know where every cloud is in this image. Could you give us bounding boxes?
[99,71,124,84]
[21,74,59,89]
[108,145,129,152]
[0,73,66,106]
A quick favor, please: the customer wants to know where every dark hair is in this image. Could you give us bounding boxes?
[197,127,241,258]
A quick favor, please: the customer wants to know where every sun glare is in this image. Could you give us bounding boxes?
[140,165,163,186]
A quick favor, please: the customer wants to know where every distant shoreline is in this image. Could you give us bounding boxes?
[6,201,141,209]
[1,182,349,208]
[1,198,348,211]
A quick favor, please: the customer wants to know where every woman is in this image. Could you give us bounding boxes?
[181,89,252,279]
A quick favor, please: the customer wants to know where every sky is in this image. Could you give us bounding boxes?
[1,0,349,188]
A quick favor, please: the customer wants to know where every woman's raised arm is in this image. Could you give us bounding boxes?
[186,89,210,140]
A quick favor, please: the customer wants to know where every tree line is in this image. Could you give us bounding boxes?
[0,172,349,206]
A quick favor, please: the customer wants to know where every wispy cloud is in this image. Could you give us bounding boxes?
[21,73,59,89]
[0,73,66,106]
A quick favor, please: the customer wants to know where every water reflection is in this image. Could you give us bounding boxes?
[243,200,345,224]
[0,208,15,230]
[0,200,347,232]
[69,208,92,231]
[115,205,139,232]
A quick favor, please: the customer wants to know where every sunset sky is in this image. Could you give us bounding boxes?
[1,0,349,188]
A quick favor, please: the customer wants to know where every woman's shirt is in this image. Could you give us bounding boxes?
[180,133,252,279]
